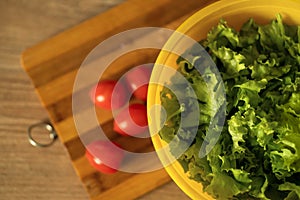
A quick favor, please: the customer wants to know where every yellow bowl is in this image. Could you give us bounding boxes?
[148,0,300,199]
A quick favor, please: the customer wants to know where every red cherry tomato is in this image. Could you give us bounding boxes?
[133,85,148,101]
[90,80,128,110]
[125,65,152,101]
[113,103,148,136]
[85,140,124,174]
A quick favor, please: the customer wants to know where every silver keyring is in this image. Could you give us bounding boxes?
[28,122,57,147]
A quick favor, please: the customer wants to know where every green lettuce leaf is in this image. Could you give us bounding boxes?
[158,14,300,200]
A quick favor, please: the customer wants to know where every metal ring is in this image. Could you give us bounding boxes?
[28,122,57,147]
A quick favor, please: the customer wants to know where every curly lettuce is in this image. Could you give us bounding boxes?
[159,15,300,199]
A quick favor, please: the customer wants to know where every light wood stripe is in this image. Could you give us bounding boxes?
[92,169,170,200]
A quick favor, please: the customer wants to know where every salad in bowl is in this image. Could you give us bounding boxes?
[148,0,300,199]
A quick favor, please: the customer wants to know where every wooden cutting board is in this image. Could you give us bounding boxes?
[21,0,217,199]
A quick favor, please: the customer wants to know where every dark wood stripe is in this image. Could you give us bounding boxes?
[64,120,115,160]
[64,116,154,161]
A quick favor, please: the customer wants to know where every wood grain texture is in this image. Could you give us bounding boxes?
[0,0,215,199]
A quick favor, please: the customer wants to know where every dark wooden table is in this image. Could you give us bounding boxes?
[0,1,189,199]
